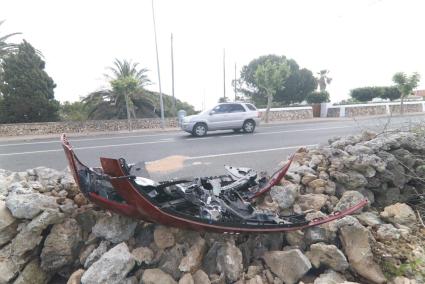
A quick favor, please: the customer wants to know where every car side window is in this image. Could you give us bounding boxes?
[229,104,246,113]
[246,104,256,111]
[212,104,231,114]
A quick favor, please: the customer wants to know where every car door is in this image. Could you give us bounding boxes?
[207,104,232,130]
[227,104,247,128]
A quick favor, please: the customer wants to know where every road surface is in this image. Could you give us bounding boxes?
[1,115,424,180]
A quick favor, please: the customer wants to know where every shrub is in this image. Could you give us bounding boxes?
[306,91,330,104]
[381,86,401,101]
[350,87,382,102]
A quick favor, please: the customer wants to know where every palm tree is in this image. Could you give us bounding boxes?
[392,72,420,115]
[83,59,152,123]
[317,70,332,91]
[0,20,20,60]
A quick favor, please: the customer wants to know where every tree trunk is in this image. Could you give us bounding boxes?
[125,92,132,131]
[265,92,273,123]
[400,96,404,115]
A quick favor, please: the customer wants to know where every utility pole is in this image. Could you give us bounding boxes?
[223,49,226,100]
[171,33,176,115]
[125,93,132,131]
[152,0,165,128]
[234,63,237,101]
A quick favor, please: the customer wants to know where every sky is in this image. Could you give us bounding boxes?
[1,0,425,110]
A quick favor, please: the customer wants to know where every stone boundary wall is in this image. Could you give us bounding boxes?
[0,107,313,137]
[325,101,425,118]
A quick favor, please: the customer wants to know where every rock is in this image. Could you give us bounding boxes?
[216,240,243,283]
[202,241,221,276]
[301,173,317,185]
[356,212,382,227]
[67,268,85,284]
[285,230,306,250]
[92,213,137,243]
[306,243,349,272]
[84,241,109,269]
[313,270,346,284]
[246,265,263,279]
[246,276,264,284]
[270,183,298,209]
[307,179,328,194]
[122,276,138,284]
[79,244,97,266]
[5,192,58,219]
[13,258,50,284]
[159,244,186,280]
[154,225,176,249]
[0,200,18,246]
[262,249,311,284]
[142,268,177,284]
[131,246,154,265]
[179,237,206,273]
[74,193,88,206]
[179,273,195,284]
[34,167,63,191]
[193,269,211,284]
[376,224,401,240]
[285,172,301,184]
[334,191,365,213]
[380,203,417,228]
[11,209,65,259]
[392,276,418,284]
[375,187,400,206]
[81,242,135,284]
[0,243,20,283]
[338,218,386,283]
[297,194,328,211]
[40,218,82,272]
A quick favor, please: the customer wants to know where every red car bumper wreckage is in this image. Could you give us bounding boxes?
[61,134,367,233]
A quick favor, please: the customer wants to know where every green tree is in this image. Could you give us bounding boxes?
[306,91,330,104]
[392,72,421,115]
[254,59,290,122]
[380,86,401,101]
[0,40,59,123]
[317,70,332,91]
[83,59,151,120]
[59,101,89,121]
[350,87,382,102]
[0,20,20,61]
[240,55,316,106]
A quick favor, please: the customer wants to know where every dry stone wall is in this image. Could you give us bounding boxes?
[0,130,424,283]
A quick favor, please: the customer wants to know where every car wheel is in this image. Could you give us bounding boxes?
[242,120,255,133]
[192,123,208,137]
[233,129,241,133]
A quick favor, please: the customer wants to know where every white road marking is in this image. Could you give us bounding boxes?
[0,140,174,156]
[186,144,318,160]
[253,126,352,136]
[0,132,180,147]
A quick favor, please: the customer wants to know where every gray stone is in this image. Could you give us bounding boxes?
[84,241,109,269]
[131,246,154,265]
[179,273,194,284]
[356,212,382,227]
[179,237,206,273]
[332,170,368,190]
[297,194,328,211]
[380,203,417,228]
[262,249,311,284]
[92,213,137,243]
[33,167,63,191]
[301,173,317,185]
[285,230,306,250]
[306,243,349,271]
[12,209,65,259]
[154,225,176,249]
[376,187,400,206]
[0,200,17,246]
[216,240,243,283]
[81,242,135,284]
[5,192,58,219]
[0,243,20,283]
[41,218,82,272]
[67,268,85,284]
[142,269,177,284]
[313,270,346,284]
[338,217,386,284]
[13,258,50,284]
[270,183,299,209]
[79,244,97,266]
[159,243,186,280]
[334,191,365,214]
[192,269,211,284]
[376,224,401,241]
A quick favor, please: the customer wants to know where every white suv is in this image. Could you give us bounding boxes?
[181,102,261,137]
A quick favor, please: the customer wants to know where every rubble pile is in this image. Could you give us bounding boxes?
[0,131,425,284]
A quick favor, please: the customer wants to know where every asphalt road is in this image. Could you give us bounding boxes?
[1,114,424,180]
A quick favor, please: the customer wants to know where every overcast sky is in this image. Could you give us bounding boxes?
[2,0,424,110]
